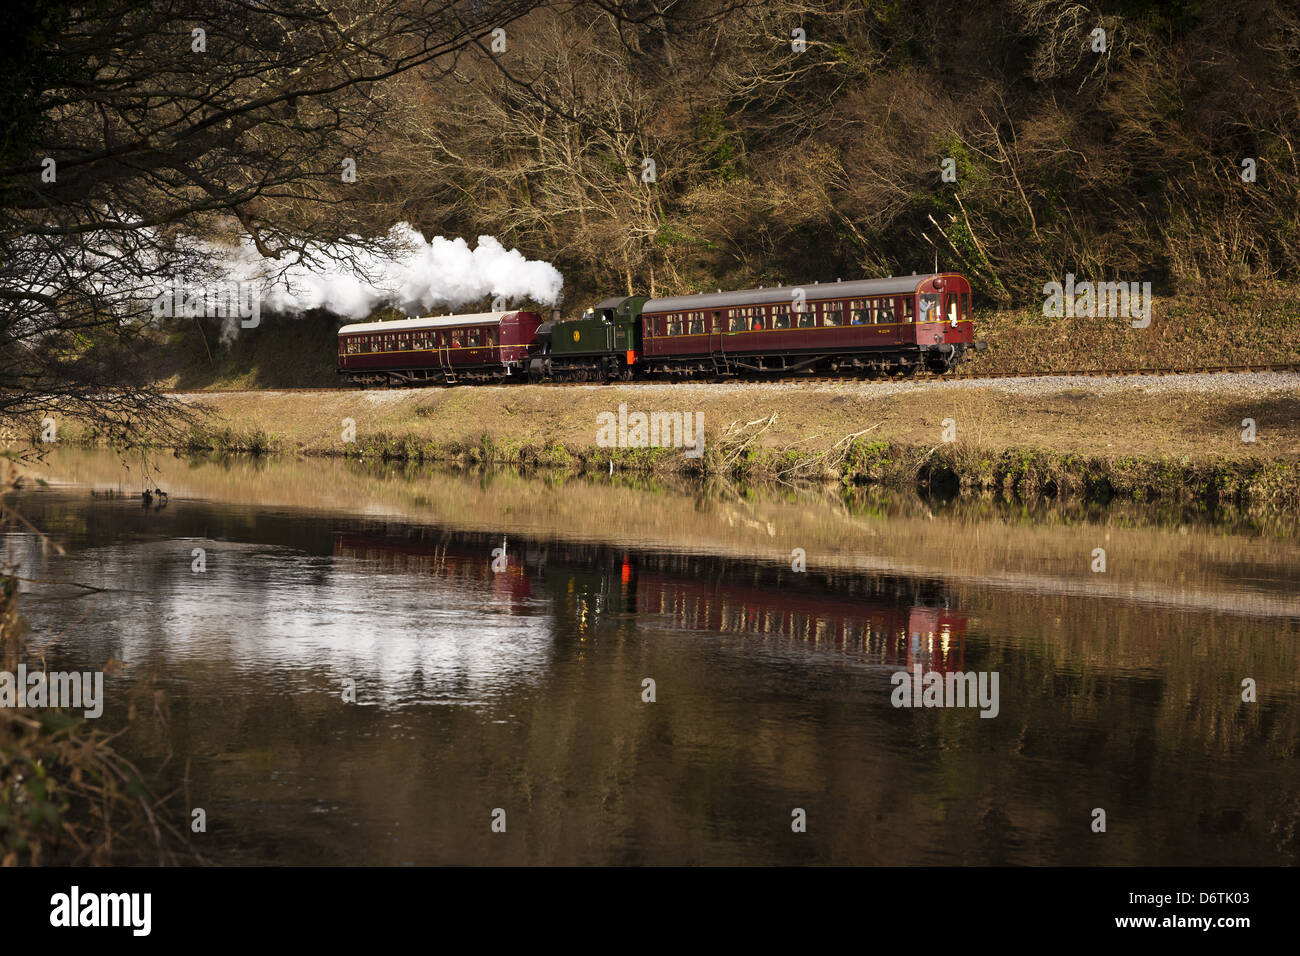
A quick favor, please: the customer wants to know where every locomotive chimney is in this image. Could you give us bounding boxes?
[550,293,563,324]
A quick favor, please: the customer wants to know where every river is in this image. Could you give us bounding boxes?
[4,447,1298,865]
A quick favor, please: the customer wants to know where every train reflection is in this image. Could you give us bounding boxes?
[333,528,967,671]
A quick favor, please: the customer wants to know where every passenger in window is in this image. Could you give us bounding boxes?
[919,294,939,321]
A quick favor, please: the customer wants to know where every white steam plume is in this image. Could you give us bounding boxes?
[216,223,563,320]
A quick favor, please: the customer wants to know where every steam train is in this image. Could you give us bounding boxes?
[336,273,984,387]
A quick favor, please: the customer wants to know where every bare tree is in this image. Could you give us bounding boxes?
[0,0,546,438]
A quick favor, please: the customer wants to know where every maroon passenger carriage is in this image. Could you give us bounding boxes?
[639,272,981,377]
[336,310,544,386]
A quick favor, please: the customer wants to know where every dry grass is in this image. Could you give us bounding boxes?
[127,378,1300,465]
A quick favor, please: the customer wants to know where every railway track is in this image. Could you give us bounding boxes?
[162,362,1300,395]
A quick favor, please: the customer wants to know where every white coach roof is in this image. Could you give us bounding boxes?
[337,311,521,335]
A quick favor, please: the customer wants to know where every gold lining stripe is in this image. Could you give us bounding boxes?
[645,320,973,339]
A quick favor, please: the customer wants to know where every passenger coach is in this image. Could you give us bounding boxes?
[639,273,980,377]
[337,310,543,386]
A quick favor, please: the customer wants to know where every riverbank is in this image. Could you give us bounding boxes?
[46,371,1300,505]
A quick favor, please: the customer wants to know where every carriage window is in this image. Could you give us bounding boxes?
[688,312,705,334]
[823,303,842,326]
[850,299,869,325]
[451,330,462,346]
[919,293,940,322]
[874,298,894,324]
[796,304,816,328]
[729,311,745,332]
[667,315,683,336]
[467,329,481,347]
[945,294,960,325]
[900,297,915,323]
[772,305,790,329]
[748,307,764,330]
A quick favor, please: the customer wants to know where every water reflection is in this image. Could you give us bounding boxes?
[335,528,969,673]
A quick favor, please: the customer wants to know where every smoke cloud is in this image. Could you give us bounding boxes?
[216,223,564,321]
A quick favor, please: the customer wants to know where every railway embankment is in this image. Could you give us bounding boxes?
[52,371,1300,505]
[147,287,1300,391]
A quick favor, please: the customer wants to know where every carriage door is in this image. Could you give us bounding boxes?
[942,292,963,343]
[437,330,452,374]
[917,293,943,345]
[709,311,724,357]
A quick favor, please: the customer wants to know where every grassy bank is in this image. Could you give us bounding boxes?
[43,372,1300,505]
[958,284,1300,375]
[179,432,1300,505]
